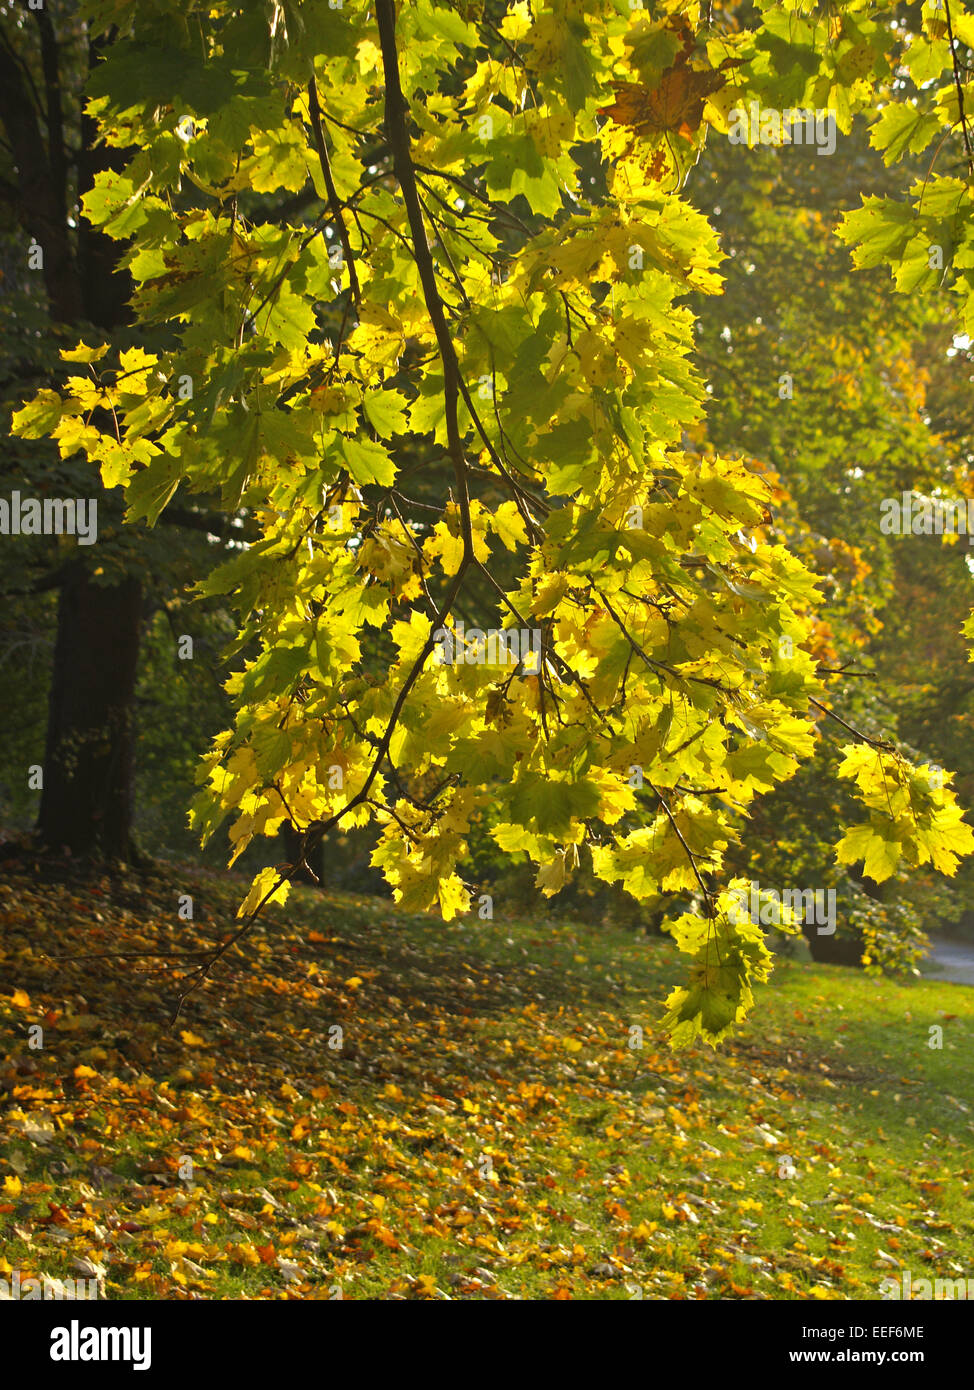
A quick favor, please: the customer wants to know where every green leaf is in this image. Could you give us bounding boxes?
[362,388,409,439]
[341,437,396,487]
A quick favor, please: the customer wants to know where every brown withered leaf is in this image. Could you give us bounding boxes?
[599,65,730,141]
[599,35,741,143]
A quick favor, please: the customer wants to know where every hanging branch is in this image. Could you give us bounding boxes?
[307,75,362,309]
[375,0,474,556]
[944,0,974,179]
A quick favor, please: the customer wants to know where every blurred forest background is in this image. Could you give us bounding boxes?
[4,6,974,967]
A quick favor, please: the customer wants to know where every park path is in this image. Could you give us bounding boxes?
[922,936,974,986]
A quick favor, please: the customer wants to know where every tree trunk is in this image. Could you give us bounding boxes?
[37,568,142,859]
[0,19,144,857]
[281,821,325,885]
[802,923,865,967]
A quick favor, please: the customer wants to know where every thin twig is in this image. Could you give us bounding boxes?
[307,76,362,308]
[944,0,974,178]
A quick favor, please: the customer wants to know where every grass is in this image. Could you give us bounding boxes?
[1,855,972,1300]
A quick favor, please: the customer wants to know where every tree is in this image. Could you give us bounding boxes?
[0,8,145,856]
[0,4,255,858]
[14,0,974,1044]
[687,100,974,968]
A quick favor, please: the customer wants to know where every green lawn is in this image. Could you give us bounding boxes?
[1,859,971,1299]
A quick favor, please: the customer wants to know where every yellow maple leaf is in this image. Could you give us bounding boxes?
[237,865,290,918]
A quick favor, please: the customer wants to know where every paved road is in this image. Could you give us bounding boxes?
[922,936,974,986]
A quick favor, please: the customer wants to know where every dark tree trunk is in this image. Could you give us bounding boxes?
[281,821,326,886]
[76,32,134,331]
[2,17,142,858]
[0,16,80,321]
[802,923,865,967]
[804,874,883,966]
[37,568,142,858]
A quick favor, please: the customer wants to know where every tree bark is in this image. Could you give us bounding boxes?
[1,16,142,859]
[38,568,142,857]
[801,923,865,967]
[281,821,325,886]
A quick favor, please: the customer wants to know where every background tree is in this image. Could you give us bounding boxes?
[685,103,974,964]
[0,5,144,856]
[13,0,974,1045]
[1,3,261,859]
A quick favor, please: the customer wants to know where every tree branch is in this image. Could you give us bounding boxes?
[307,76,362,310]
[944,0,974,179]
[375,0,473,556]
